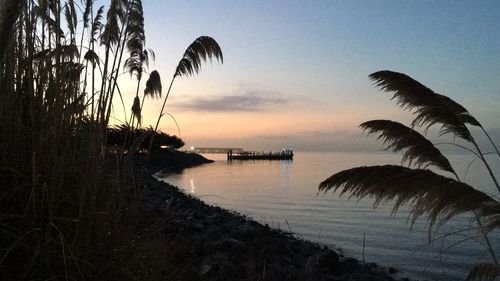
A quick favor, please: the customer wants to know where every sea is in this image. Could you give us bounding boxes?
[158,151,500,281]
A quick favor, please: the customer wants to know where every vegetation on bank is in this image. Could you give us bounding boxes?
[319,70,500,281]
[0,0,221,280]
[107,124,185,154]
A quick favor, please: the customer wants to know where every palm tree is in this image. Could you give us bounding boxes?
[319,70,500,280]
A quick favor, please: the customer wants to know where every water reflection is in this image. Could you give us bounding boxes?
[281,160,293,187]
[190,178,195,193]
[162,152,499,280]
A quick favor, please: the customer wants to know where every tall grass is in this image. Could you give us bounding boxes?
[319,70,500,280]
[0,1,176,279]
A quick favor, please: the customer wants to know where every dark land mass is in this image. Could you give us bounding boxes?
[134,151,409,281]
[134,149,214,174]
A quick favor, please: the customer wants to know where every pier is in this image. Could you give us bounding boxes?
[191,147,243,154]
[227,149,293,161]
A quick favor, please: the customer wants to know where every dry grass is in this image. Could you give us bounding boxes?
[0,1,189,280]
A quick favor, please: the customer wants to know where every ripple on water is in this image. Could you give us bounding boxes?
[162,152,500,281]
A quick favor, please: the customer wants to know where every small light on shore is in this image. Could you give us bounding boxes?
[191,146,195,151]
[160,145,167,149]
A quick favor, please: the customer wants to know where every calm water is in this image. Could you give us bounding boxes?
[158,152,500,281]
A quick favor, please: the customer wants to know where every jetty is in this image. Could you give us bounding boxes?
[227,149,293,161]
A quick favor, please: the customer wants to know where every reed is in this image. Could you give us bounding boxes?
[0,1,182,280]
[150,36,223,150]
[320,70,500,280]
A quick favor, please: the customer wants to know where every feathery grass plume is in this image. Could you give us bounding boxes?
[99,0,129,125]
[54,43,80,61]
[481,214,500,235]
[321,70,500,279]
[319,165,500,232]
[148,36,222,155]
[125,0,145,53]
[360,120,457,176]
[100,0,127,46]
[82,0,94,28]
[124,49,153,80]
[174,36,223,77]
[132,96,141,124]
[124,0,148,80]
[369,70,500,190]
[90,5,104,42]
[412,103,473,141]
[435,93,481,126]
[145,70,162,98]
[369,70,479,124]
[34,44,80,66]
[33,4,66,39]
[434,93,500,159]
[466,263,500,281]
[84,50,100,67]
[48,0,58,15]
[369,70,478,140]
[64,0,78,41]
[369,70,436,109]
[61,61,85,83]
[123,0,157,129]
[152,36,222,141]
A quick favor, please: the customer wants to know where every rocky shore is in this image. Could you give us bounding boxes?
[135,151,409,281]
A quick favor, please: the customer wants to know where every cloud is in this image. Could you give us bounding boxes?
[171,91,288,112]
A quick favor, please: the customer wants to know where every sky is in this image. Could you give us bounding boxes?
[112,0,500,152]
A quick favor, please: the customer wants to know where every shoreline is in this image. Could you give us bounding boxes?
[134,151,409,281]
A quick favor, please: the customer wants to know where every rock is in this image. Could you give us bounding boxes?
[200,264,212,275]
[319,250,340,270]
[305,254,319,273]
[192,222,204,231]
[218,260,237,279]
[340,257,363,273]
[218,237,247,256]
[347,272,372,281]
[233,222,256,238]
[135,153,412,281]
[388,266,398,274]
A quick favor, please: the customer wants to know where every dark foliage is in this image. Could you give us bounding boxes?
[107,125,185,151]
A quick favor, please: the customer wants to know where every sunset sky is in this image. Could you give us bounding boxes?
[113,0,500,151]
